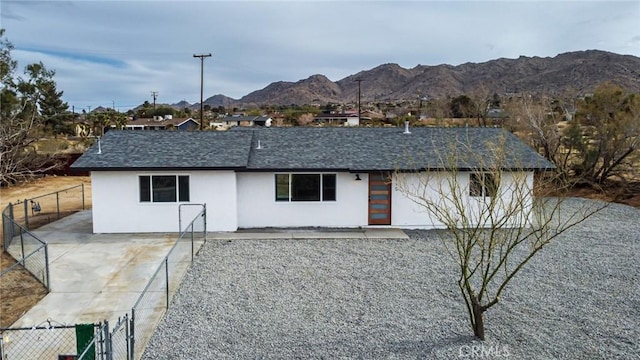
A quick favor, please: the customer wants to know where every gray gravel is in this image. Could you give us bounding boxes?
[142,199,639,359]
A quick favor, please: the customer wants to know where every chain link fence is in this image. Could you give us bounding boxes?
[3,184,86,240]
[131,206,206,358]
[0,322,100,360]
[109,316,131,360]
[2,204,17,251]
[0,218,50,291]
[1,184,87,313]
[1,205,205,360]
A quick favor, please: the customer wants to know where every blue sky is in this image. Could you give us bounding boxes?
[2,0,639,111]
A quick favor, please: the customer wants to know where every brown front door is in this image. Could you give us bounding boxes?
[368,173,391,225]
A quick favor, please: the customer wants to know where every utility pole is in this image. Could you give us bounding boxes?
[193,53,212,130]
[151,91,158,110]
[355,78,363,123]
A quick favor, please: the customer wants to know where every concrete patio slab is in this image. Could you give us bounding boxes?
[11,211,179,328]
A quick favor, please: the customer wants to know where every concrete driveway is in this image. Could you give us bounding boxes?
[12,210,179,327]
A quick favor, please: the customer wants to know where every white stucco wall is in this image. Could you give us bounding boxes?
[391,171,535,228]
[391,172,447,228]
[236,172,369,228]
[91,170,237,233]
[91,169,535,233]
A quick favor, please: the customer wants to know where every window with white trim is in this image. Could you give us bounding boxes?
[275,174,336,202]
[139,175,190,203]
[469,173,499,197]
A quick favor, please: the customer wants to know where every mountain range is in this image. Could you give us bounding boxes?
[170,50,640,109]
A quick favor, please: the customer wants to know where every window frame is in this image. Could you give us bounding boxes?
[139,174,190,203]
[275,173,337,202]
[469,172,499,198]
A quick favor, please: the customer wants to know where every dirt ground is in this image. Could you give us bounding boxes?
[566,181,640,208]
[0,175,91,327]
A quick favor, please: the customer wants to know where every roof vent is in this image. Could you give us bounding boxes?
[255,140,263,150]
[403,120,411,135]
[97,136,102,154]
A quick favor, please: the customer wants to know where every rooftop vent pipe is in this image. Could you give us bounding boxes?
[256,140,263,150]
[97,136,102,154]
[403,120,411,134]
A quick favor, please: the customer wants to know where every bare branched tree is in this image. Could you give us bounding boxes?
[0,98,59,185]
[1,29,64,185]
[571,83,640,184]
[505,85,640,186]
[504,96,572,179]
[395,131,607,340]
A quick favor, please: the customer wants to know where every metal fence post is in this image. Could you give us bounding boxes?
[97,322,103,360]
[129,308,135,360]
[56,192,60,219]
[104,320,111,360]
[19,231,25,264]
[9,203,15,249]
[203,204,207,240]
[44,244,51,291]
[165,258,169,309]
[82,183,86,210]
[23,199,29,230]
[9,202,15,239]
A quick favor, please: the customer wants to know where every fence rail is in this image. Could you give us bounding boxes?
[0,217,50,290]
[1,183,87,295]
[2,184,86,246]
[1,205,207,360]
[0,322,100,360]
[0,204,207,360]
[131,205,206,359]
[109,315,131,360]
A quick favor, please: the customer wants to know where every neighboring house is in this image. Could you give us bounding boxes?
[71,127,553,233]
[124,116,199,131]
[211,115,272,128]
[313,112,364,126]
[487,108,509,125]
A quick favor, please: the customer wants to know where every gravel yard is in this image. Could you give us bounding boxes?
[143,199,639,359]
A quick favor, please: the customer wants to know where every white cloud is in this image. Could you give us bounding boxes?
[2,0,638,110]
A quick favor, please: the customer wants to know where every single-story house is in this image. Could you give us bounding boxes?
[313,112,366,126]
[210,115,272,128]
[71,126,553,233]
[124,116,199,131]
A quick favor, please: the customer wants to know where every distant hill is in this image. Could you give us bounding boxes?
[233,50,640,106]
[168,94,237,111]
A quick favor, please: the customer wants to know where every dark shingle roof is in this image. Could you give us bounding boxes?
[71,131,252,170]
[71,127,554,171]
[244,127,554,171]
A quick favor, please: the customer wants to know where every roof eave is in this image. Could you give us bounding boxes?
[71,166,248,172]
